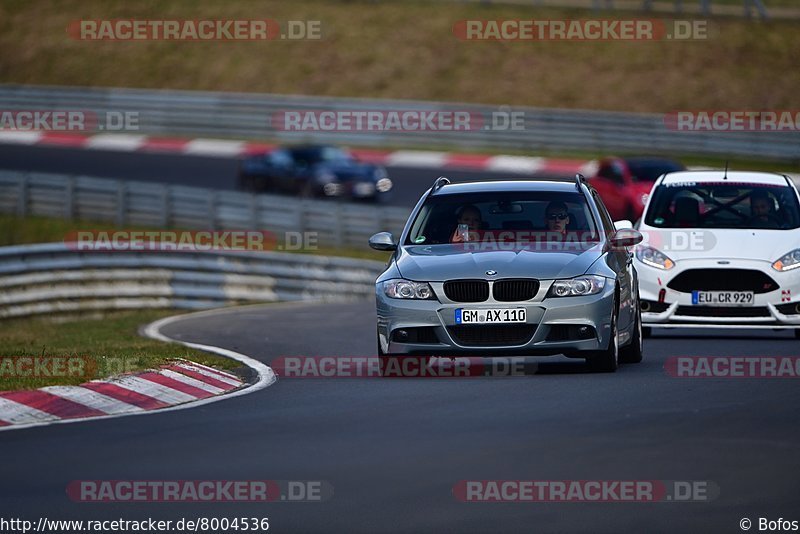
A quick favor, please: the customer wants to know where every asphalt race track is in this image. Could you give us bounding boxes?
[0,144,553,207]
[1,301,798,533]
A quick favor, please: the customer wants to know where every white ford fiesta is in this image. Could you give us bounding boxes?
[635,170,800,337]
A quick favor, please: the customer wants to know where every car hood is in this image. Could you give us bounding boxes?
[319,162,378,181]
[639,227,799,263]
[395,245,605,281]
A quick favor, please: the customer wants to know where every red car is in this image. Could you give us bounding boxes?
[589,156,685,221]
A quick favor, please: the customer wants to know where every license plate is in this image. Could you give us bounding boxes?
[691,291,754,306]
[455,308,527,324]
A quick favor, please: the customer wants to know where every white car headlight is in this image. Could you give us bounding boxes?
[376,177,393,193]
[772,249,800,271]
[636,246,674,270]
[384,279,435,300]
[547,275,606,297]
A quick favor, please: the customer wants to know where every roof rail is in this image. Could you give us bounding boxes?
[432,176,450,192]
[423,176,450,201]
[574,173,587,191]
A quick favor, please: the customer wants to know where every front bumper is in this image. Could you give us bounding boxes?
[637,258,800,328]
[376,280,615,356]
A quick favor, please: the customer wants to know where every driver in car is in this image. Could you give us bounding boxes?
[450,205,483,243]
[748,191,781,228]
[545,201,571,236]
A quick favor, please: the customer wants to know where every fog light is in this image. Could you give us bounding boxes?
[395,329,409,342]
[796,303,800,314]
[641,300,651,312]
[578,326,591,338]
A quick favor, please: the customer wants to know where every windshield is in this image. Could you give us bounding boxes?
[644,182,800,229]
[404,191,600,246]
[290,146,352,164]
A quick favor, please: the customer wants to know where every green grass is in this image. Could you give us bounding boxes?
[0,0,798,113]
[0,309,239,391]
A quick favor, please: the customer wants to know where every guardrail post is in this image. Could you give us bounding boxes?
[208,192,217,230]
[16,172,29,217]
[64,176,75,220]
[334,200,344,248]
[250,194,259,230]
[116,180,126,226]
[298,199,308,238]
[744,0,768,20]
[160,184,170,227]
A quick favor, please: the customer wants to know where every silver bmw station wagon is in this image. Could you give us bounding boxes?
[369,176,645,372]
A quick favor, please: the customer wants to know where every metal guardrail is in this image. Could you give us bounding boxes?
[0,242,385,318]
[1,85,798,161]
[452,0,774,19]
[0,170,410,250]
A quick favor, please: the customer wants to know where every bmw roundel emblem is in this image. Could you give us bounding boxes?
[486,270,497,276]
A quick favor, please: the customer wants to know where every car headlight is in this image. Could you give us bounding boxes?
[636,246,674,270]
[376,177,393,193]
[547,275,606,297]
[383,279,435,300]
[772,249,800,271]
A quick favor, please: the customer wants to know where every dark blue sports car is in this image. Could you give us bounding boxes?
[238,145,393,201]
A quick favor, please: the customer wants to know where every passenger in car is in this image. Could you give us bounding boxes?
[450,205,484,243]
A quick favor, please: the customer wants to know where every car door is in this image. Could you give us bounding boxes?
[593,190,636,334]
[592,159,629,220]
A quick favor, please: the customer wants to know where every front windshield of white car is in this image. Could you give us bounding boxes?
[644,182,800,230]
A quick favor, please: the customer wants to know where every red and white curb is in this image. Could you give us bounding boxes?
[0,130,590,175]
[0,311,275,432]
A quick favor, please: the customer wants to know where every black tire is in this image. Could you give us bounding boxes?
[586,300,619,373]
[239,173,255,191]
[300,180,316,199]
[619,299,643,364]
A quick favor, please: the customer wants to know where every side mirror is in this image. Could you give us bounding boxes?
[610,228,643,248]
[613,220,633,231]
[369,232,397,251]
